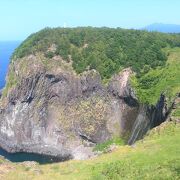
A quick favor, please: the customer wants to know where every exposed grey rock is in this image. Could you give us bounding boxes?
[128,94,175,145]
[0,54,174,160]
[108,68,139,135]
[128,105,153,145]
[0,55,139,160]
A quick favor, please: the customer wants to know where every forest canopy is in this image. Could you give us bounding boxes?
[12,27,180,80]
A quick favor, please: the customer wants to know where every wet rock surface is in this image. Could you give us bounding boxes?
[128,94,177,145]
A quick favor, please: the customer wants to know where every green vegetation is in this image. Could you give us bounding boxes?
[93,137,124,152]
[12,27,180,80]
[2,121,179,179]
[2,69,17,97]
[173,108,180,117]
[7,27,180,104]
[0,28,179,180]
[131,47,180,105]
[172,101,180,117]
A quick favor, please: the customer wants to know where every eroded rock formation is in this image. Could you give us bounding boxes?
[0,54,139,160]
[0,53,175,160]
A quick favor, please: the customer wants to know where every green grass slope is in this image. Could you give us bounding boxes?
[131,47,180,105]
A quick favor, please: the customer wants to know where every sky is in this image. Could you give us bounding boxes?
[0,0,180,41]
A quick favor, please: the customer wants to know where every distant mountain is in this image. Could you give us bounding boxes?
[142,23,180,33]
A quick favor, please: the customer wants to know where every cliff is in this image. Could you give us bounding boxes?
[0,53,174,160]
[0,53,140,159]
[0,28,179,160]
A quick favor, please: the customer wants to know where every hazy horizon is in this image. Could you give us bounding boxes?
[0,0,180,41]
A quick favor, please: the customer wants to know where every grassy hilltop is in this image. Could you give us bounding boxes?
[12,27,180,80]
[5,28,179,106]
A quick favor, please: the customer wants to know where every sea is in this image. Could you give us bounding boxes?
[0,41,21,89]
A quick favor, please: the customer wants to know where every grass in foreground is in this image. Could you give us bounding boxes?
[1,121,179,180]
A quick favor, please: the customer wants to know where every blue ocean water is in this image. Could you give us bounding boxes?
[0,147,63,164]
[0,41,21,89]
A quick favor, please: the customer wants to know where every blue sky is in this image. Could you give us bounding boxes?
[0,0,180,41]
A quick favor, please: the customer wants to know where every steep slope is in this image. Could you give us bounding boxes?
[131,47,180,105]
[0,53,139,160]
[0,27,179,160]
[128,47,180,144]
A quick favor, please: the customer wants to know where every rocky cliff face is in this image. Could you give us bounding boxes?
[128,94,175,144]
[0,52,175,160]
[0,54,140,160]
